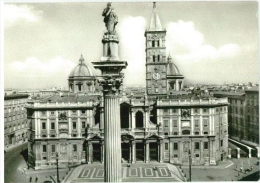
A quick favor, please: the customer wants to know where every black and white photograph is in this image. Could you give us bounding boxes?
[2,1,259,182]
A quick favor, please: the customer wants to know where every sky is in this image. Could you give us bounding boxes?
[2,1,259,89]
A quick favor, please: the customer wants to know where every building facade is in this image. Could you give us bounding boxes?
[4,94,29,147]
[27,3,229,170]
[244,87,259,145]
[213,87,259,147]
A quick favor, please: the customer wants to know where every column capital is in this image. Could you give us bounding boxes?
[131,140,135,145]
[98,75,124,95]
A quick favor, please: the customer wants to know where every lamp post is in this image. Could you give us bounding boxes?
[55,152,60,183]
[188,149,191,182]
[184,141,191,182]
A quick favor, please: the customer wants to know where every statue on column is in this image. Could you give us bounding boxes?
[102,2,118,34]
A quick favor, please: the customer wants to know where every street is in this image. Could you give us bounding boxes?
[181,157,259,181]
[4,142,28,183]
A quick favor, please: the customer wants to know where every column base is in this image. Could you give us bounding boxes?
[210,160,216,165]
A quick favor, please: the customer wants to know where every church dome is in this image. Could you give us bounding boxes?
[69,55,93,77]
[167,55,181,76]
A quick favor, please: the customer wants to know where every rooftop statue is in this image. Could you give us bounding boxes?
[102,2,118,34]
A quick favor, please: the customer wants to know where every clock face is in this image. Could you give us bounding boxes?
[153,73,160,80]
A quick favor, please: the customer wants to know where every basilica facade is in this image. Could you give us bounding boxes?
[27,4,228,170]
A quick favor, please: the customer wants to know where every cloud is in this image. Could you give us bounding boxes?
[4,4,42,26]
[5,57,76,88]
[165,20,246,84]
[166,20,240,61]
[118,16,147,87]
[117,18,242,86]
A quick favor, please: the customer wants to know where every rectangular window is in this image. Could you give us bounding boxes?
[81,110,85,114]
[163,109,168,114]
[195,142,200,150]
[194,119,199,127]
[43,145,47,152]
[203,109,208,113]
[173,143,178,150]
[221,140,223,147]
[174,154,178,158]
[42,122,46,129]
[194,109,199,113]
[203,119,208,127]
[73,122,77,129]
[204,142,208,149]
[41,111,46,115]
[165,143,169,150]
[82,121,86,129]
[172,109,177,114]
[164,120,169,127]
[51,122,55,129]
[73,144,77,152]
[51,111,55,114]
[51,145,55,152]
[72,110,77,114]
[173,120,178,127]
[195,154,200,158]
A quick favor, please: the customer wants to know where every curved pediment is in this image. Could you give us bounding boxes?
[87,133,103,140]
[121,134,135,141]
[145,132,163,139]
[120,101,132,106]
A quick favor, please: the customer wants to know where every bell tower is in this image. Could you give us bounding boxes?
[145,2,167,95]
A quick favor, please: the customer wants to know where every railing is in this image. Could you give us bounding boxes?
[28,101,94,108]
[157,98,228,106]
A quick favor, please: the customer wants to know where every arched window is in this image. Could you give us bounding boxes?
[135,111,143,128]
[182,130,190,135]
[120,105,129,128]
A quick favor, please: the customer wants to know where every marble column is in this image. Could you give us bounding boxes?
[131,140,136,163]
[104,94,121,182]
[92,12,127,181]
[159,140,164,163]
[145,140,150,163]
[237,148,240,159]
[101,141,104,164]
[87,141,92,164]
[256,147,260,158]
[247,148,252,158]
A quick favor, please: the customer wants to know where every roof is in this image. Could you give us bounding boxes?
[245,86,259,92]
[40,93,100,103]
[69,55,93,77]
[4,94,29,100]
[213,91,245,97]
[166,56,183,76]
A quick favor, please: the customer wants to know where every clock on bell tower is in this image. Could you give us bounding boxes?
[145,2,167,95]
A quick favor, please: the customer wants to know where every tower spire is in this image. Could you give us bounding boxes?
[149,2,163,31]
